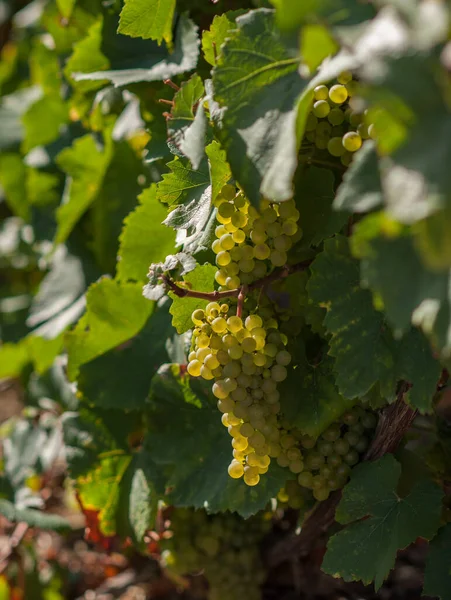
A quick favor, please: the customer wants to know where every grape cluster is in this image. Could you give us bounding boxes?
[305,71,376,166]
[291,407,377,501]
[212,185,301,290]
[161,508,269,600]
[187,302,292,487]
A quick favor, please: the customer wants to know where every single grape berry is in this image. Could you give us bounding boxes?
[342,131,362,152]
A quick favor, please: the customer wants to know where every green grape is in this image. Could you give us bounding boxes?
[337,71,352,84]
[245,314,263,330]
[200,365,213,380]
[262,207,277,223]
[344,431,360,447]
[271,365,287,382]
[212,381,229,399]
[342,131,362,152]
[226,275,241,289]
[212,317,227,333]
[313,487,330,501]
[212,239,223,254]
[243,466,260,486]
[218,202,234,219]
[313,84,329,100]
[298,471,313,488]
[354,437,369,453]
[358,122,370,139]
[313,100,330,118]
[328,453,342,468]
[188,360,202,377]
[322,424,341,442]
[316,121,332,137]
[327,107,345,126]
[305,112,318,131]
[228,460,244,479]
[341,151,353,166]
[215,269,227,285]
[222,184,237,200]
[275,350,291,366]
[329,84,348,104]
[220,234,235,251]
[315,136,329,150]
[349,111,363,127]
[270,249,287,267]
[216,251,231,266]
[231,211,247,228]
[334,438,350,455]
[344,449,359,465]
[232,229,246,243]
[368,123,377,139]
[192,309,205,325]
[327,137,346,157]
[205,354,220,370]
[362,412,377,429]
[305,452,325,470]
[253,243,270,260]
[242,337,257,353]
[317,440,334,456]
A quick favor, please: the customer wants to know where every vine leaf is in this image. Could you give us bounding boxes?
[295,166,347,246]
[352,218,451,357]
[55,133,113,246]
[323,454,443,589]
[118,0,176,46]
[212,8,306,205]
[146,364,288,517]
[333,141,383,213]
[169,264,216,334]
[77,305,172,410]
[423,524,451,600]
[280,357,355,439]
[158,156,213,254]
[307,236,439,411]
[202,11,244,66]
[65,279,154,380]
[117,185,175,283]
[206,140,231,203]
[72,15,199,88]
[167,74,206,169]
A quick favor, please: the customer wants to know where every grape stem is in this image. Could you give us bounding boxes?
[161,260,313,302]
[163,78,180,91]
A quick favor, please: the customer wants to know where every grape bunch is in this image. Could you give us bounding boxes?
[212,185,301,290]
[305,71,376,166]
[292,407,378,501]
[160,508,270,600]
[187,302,292,487]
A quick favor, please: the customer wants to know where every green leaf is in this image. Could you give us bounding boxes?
[72,14,199,87]
[118,0,176,45]
[280,357,355,438]
[0,341,30,379]
[158,156,214,254]
[169,264,216,334]
[307,236,440,410]
[301,24,338,72]
[271,0,375,32]
[157,155,210,207]
[56,0,76,19]
[295,166,347,246]
[0,500,71,531]
[147,364,288,517]
[64,18,110,92]
[22,95,68,152]
[0,153,29,220]
[55,133,113,246]
[77,305,172,410]
[423,524,451,600]
[202,13,235,67]
[205,140,232,204]
[323,454,443,589]
[168,74,206,169]
[351,217,451,355]
[66,279,154,379]
[117,184,175,282]
[0,86,42,150]
[333,141,383,213]
[212,9,306,205]
[77,452,133,536]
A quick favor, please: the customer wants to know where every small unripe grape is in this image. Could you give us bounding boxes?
[212,239,223,254]
[253,243,270,260]
[313,100,330,118]
[271,365,287,382]
[282,220,298,236]
[327,137,346,157]
[213,381,229,399]
[187,360,202,377]
[243,466,260,486]
[329,84,348,104]
[228,460,244,479]
[270,249,287,267]
[206,302,221,316]
[327,107,345,126]
[192,309,205,325]
[220,234,235,251]
[342,131,362,152]
[298,471,314,488]
[337,70,352,84]
[313,84,329,100]
[334,439,350,455]
[216,251,231,267]
[218,202,234,219]
[200,365,213,380]
[212,317,227,333]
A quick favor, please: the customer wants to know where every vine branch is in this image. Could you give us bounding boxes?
[162,259,312,302]
[267,382,417,568]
